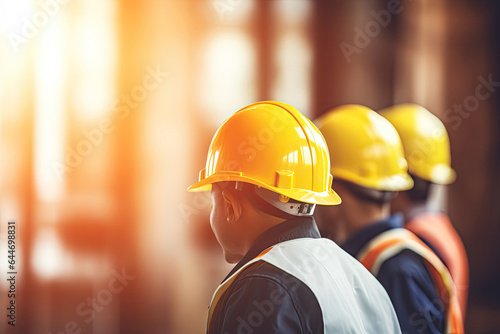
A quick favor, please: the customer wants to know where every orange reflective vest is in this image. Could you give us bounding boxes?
[357,228,464,334]
[405,212,469,317]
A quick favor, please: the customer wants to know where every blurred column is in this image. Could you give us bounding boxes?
[253,0,272,100]
[312,0,400,117]
[114,1,153,333]
[116,0,218,333]
[440,1,500,331]
[393,1,447,110]
[270,0,313,115]
[0,15,36,334]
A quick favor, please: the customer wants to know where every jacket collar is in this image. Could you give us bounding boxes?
[223,217,321,282]
[341,214,404,258]
[402,202,440,223]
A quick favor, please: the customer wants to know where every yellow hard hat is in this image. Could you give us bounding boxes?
[188,101,341,205]
[379,104,456,185]
[316,104,413,191]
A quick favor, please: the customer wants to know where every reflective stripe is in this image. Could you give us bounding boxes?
[406,212,469,317]
[357,228,464,334]
[208,238,401,333]
[206,247,271,331]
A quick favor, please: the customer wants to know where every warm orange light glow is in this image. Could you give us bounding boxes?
[31,228,66,279]
[199,31,256,126]
[273,32,312,115]
[34,17,65,201]
[72,0,117,121]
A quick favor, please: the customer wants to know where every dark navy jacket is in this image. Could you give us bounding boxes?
[207,218,325,334]
[341,214,446,334]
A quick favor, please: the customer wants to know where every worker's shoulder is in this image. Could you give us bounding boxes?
[219,260,324,333]
[379,248,433,280]
[266,236,352,263]
[242,237,386,294]
[377,249,445,319]
[235,259,309,291]
[230,260,323,316]
[232,237,341,292]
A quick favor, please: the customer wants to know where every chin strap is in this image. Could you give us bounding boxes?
[233,182,315,217]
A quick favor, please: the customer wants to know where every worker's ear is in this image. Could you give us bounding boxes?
[221,190,243,223]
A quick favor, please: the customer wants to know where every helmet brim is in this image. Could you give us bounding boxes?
[411,164,457,185]
[188,173,342,205]
[331,169,415,192]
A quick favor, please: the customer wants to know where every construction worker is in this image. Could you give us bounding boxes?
[188,101,401,334]
[315,104,464,334]
[380,103,469,317]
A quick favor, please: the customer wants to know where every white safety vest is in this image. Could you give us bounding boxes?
[208,238,402,333]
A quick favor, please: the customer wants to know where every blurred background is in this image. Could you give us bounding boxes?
[0,0,499,333]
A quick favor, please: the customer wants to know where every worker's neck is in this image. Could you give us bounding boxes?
[406,199,429,211]
[344,200,391,239]
[241,212,287,255]
[392,192,429,217]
